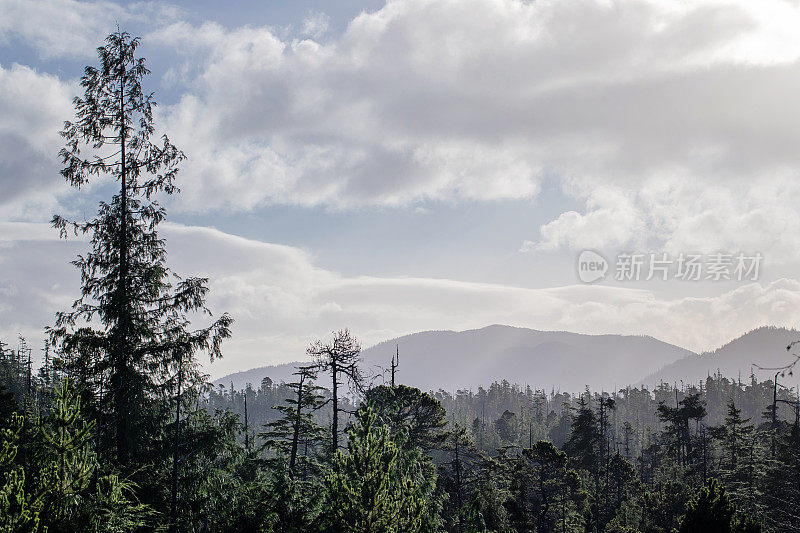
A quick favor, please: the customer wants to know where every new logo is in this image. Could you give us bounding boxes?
[577,250,608,283]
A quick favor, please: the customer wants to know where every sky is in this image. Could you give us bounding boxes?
[2,0,800,379]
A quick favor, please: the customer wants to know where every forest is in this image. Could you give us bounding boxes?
[1,30,800,533]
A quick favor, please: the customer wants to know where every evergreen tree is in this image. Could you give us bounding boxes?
[0,414,43,532]
[264,459,320,532]
[712,400,764,515]
[565,396,599,475]
[677,479,762,533]
[762,417,800,531]
[439,425,484,532]
[713,400,753,472]
[88,473,154,532]
[525,440,572,532]
[494,409,519,444]
[37,378,96,531]
[0,385,17,427]
[565,395,602,531]
[657,392,706,470]
[51,29,232,471]
[363,384,448,451]
[261,365,326,478]
[320,404,440,532]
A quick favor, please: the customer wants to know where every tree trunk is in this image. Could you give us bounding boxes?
[289,373,304,475]
[331,361,338,453]
[115,43,131,466]
[169,357,182,533]
[244,393,249,450]
[454,441,463,533]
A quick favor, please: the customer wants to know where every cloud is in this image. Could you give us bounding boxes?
[139,0,800,259]
[4,222,800,378]
[0,64,76,218]
[302,12,331,40]
[6,0,800,258]
[4,0,800,377]
[532,172,800,261]
[0,0,182,59]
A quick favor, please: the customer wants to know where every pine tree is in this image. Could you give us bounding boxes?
[525,440,570,532]
[762,418,800,531]
[565,394,601,531]
[261,365,326,478]
[51,29,232,469]
[565,396,599,474]
[38,378,96,531]
[713,401,752,472]
[657,392,707,470]
[439,425,482,532]
[320,404,440,532]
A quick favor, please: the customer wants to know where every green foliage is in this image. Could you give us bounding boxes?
[677,479,762,533]
[8,22,800,533]
[0,385,17,427]
[507,440,581,532]
[89,474,156,532]
[37,378,96,529]
[363,385,448,451]
[565,396,599,475]
[320,405,440,532]
[263,459,321,532]
[0,415,43,532]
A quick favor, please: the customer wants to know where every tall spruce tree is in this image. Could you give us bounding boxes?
[51,30,232,468]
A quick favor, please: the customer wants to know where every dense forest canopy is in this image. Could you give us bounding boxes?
[2,30,800,533]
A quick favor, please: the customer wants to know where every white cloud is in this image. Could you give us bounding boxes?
[139,0,800,259]
[0,0,123,58]
[532,172,800,261]
[0,0,182,59]
[4,222,800,378]
[302,12,330,40]
[0,64,76,218]
[5,0,800,257]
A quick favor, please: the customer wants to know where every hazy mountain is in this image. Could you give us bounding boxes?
[214,324,693,393]
[642,326,800,388]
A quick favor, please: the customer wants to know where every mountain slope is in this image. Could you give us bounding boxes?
[642,326,800,387]
[215,324,694,393]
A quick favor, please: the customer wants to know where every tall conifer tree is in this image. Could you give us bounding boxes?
[51,30,232,468]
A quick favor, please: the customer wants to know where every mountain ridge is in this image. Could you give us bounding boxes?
[643,325,800,387]
[214,325,800,393]
[214,324,695,393]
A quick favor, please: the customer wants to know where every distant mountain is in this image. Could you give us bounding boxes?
[214,324,694,393]
[642,326,800,387]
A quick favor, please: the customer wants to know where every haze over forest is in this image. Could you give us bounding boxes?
[217,325,800,394]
